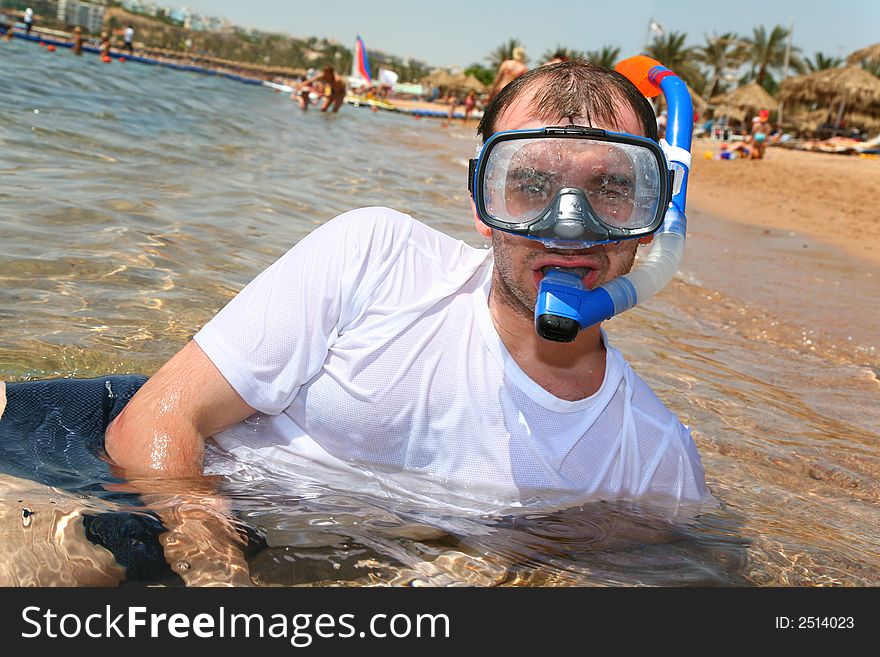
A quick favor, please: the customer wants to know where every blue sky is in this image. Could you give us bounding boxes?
[177,0,878,69]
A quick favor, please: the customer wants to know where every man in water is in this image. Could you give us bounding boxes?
[295,65,346,113]
[489,46,528,99]
[1,61,708,584]
[104,60,706,502]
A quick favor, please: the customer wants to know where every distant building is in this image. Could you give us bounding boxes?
[57,0,106,34]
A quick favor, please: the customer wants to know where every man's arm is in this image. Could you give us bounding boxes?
[104,340,257,586]
[105,340,255,476]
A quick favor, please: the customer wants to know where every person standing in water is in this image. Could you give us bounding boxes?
[99,31,110,59]
[23,6,33,35]
[295,65,346,113]
[488,46,528,99]
[71,26,84,55]
[122,24,134,55]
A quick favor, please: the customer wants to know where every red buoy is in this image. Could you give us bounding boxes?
[119,57,126,62]
[46,44,56,52]
[39,41,45,47]
[102,55,111,63]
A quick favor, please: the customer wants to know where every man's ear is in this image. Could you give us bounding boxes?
[470,198,492,240]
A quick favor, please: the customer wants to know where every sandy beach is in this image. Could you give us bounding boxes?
[688,142,880,265]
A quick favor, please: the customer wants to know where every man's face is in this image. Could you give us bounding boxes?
[474,94,650,321]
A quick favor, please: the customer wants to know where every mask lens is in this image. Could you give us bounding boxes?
[481,136,663,231]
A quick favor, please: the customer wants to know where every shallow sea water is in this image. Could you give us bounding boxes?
[0,41,878,586]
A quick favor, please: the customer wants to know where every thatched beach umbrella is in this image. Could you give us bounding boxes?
[446,73,486,93]
[421,69,457,89]
[842,111,880,133]
[711,82,779,112]
[847,42,880,66]
[709,103,746,124]
[778,66,880,114]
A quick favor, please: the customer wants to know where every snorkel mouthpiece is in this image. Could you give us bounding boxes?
[534,56,693,341]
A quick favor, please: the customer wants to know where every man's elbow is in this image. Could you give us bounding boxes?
[104,405,206,479]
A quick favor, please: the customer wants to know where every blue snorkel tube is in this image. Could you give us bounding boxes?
[535,56,693,341]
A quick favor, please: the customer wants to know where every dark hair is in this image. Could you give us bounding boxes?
[477,60,658,142]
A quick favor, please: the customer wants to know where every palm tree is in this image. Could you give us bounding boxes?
[805,51,843,72]
[487,38,526,69]
[742,24,803,89]
[540,45,586,64]
[645,31,703,90]
[693,32,745,100]
[585,45,621,68]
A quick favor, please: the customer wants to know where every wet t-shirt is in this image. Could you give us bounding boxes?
[194,208,708,509]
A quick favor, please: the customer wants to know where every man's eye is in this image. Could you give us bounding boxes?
[591,175,633,200]
[513,169,552,196]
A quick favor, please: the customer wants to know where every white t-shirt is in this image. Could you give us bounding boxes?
[123,28,134,43]
[194,207,708,511]
[24,8,33,23]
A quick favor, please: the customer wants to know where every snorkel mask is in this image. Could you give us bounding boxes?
[468,56,693,341]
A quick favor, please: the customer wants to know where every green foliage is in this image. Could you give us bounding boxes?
[693,32,746,99]
[741,24,803,86]
[464,64,495,86]
[645,31,704,90]
[805,51,843,72]
[584,46,621,68]
[541,45,586,64]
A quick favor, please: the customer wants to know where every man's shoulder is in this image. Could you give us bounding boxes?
[326,207,477,260]
[615,356,685,431]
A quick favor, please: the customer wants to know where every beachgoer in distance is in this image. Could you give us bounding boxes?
[750,109,772,159]
[23,7,33,35]
[295,65,346,113]
[448,90,479,121]
[71,26,84,55]
[99,31,110,59]
[123,24,134,55]
[488,46,528,99]
[464,89,477,119]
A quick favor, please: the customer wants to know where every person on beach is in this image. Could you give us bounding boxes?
[123,24,134,55]
[489,46,528,99]
[750,109,772,159]
[295,65,346,113]
[0,61,708,584]
[71,26,84,55]
[23,7,33,35]
[448,90,479,121]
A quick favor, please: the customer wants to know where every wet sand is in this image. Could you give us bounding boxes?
[683,142,880,368]
[688,142,880,265]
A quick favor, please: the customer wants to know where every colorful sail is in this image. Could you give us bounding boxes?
[353,35,373,83]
